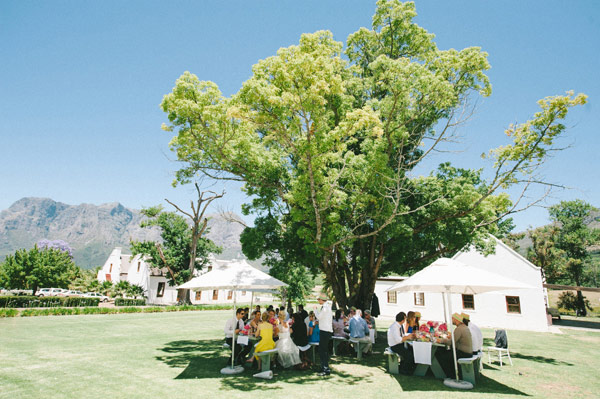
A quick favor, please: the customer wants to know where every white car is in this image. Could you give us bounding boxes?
[83,292,110,302]
[59,290,84,297]
[37,288,67,297]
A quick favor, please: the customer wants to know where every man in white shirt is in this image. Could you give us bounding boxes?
[387,312,416,375]
[224,308,250,365]
[316,292,333,376]
[462,313,483,354]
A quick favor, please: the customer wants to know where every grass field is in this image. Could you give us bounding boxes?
[1,310,599,399]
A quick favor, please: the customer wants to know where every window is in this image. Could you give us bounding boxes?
[157,282,165,297]
[462,294,475,310]
[242,291,246,296]
[212,290,219,300]
[414,292,425,306]
[109,263,113,273]
[506,296,521,314]
[137,261,141,272]
[105,274,111,282]
[387,291,397,304]
[195,291,202,301]
[208,266,212,272]
[227,291,233,300]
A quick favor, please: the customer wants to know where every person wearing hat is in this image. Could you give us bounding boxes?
[315,292,333,376]
[462,313,483,354]
[436,312,473,377]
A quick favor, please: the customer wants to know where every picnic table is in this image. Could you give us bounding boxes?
[409,341,448,379]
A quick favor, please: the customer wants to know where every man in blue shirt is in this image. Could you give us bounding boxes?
[349,309,372,355]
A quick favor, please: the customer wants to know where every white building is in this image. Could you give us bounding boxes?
[373,236,549,332]
[97,248,274,305]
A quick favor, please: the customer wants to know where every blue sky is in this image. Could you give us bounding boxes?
[1,0,598,232]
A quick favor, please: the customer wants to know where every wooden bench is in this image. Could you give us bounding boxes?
[384,347,401,374]
[457,354,481,385]
[332,336,348,356]
[255,348,278,372]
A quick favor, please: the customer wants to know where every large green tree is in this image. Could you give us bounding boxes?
[130,206,221,303]
[160,0,585,309]
[548,200,600,316]
[0,246,79,295]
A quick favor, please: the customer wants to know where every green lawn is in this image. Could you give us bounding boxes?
[1,311,598,399]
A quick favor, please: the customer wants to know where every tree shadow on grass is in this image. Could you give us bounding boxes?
[511,353,573,366]
[554,318,600,330]
[156,339,368,390]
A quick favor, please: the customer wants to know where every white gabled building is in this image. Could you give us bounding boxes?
[98,248,274,305]
[373,236,549,332]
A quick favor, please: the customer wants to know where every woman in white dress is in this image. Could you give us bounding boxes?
[275,312,301,368]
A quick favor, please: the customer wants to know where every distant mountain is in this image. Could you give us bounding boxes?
[0,197,246,268]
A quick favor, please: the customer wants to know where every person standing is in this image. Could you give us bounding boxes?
[315,292,333,376]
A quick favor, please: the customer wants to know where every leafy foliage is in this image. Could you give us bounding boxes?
[556,291,593,314]
[547,200,600,316]
[130,207,220,287]
[160,0,585,308]
[0,246,79,295]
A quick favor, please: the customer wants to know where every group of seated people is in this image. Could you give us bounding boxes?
[386,310,483,376]
[224,304,378,369]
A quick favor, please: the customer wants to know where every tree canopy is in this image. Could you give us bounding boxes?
[160,0,586,308]
[0,245,79,294]
[130,206,221,289]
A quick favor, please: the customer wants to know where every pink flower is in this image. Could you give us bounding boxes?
[438,323,447,332]
[244,324,250,330]
[419,324,429,332]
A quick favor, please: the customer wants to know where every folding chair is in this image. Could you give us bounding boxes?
[487,329,512,366]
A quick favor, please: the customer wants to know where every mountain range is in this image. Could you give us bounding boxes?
[0,197,245,268]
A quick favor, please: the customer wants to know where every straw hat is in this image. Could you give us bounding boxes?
[461,312,470,321]
[451,312,462,323]
[318,292,328,301]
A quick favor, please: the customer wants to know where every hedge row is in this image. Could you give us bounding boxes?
[0,303,237,317]
[0,296,100,308]
[114,298,146,306]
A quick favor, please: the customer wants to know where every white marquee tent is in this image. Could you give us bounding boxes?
[178,259,287,374]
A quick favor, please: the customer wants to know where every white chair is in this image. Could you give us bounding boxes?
[487,329,512,366]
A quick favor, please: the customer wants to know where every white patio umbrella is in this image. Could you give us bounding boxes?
[178,259,287,375]
[385,257,534,389]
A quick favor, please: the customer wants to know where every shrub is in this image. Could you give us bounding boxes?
[0,296,99,308]
[114,298,146,307]
[557,291,593,314]
[0,308,18,317]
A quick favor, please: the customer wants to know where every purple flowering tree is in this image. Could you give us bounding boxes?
[37,239,74,259]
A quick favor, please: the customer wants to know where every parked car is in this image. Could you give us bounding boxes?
[83,292,110,302]
[59,290,84,297]
[37,288,67,297]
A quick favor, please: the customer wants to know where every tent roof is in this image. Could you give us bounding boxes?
[385,257,535,294]
[177,259,287,291]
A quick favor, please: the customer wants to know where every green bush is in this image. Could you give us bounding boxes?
[114,298,146,307]
[0,296,99,308]
[0,308,18,317]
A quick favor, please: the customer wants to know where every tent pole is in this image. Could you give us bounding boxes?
[250,291,254,312]
[231,289,237,369]
[447,290,459,381]
[442,292,448,327]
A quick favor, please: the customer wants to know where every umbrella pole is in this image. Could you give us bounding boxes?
[446,290,459,381]
[231,290,237,369]
[442,292,448,327]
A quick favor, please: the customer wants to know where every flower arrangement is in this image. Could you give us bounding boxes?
[240,324,251,335]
